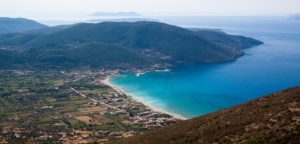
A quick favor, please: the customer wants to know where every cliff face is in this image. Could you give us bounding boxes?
[111,87,300,144]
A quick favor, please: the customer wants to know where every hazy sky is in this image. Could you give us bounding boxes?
[1,0,300,20]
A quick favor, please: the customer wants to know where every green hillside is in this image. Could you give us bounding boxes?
[0,21,262,69]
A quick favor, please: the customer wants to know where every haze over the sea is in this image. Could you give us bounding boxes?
[1,0,300,26]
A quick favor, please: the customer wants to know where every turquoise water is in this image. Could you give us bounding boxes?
[111,17,300,118]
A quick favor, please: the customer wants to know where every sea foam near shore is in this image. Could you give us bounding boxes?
[101,77,187,120]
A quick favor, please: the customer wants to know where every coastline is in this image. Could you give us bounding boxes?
[135,69,171,77]
[101,76,187,120]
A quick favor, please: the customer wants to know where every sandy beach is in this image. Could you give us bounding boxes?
[101,77,187,120]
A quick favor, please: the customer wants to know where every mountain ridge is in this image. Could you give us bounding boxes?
[0,21,263,69]
[0,17,47,34]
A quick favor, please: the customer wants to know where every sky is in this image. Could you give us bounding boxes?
[0,0,300,20]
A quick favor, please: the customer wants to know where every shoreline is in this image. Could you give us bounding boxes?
[135,69,171,77]
[101,76,187,120]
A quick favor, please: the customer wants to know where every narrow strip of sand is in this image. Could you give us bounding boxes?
[101,77,187,120]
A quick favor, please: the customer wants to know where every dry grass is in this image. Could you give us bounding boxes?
[74,116,96,125]
[111,87,300,144]
[79,106,107,114]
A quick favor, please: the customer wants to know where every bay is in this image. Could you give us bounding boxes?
[111,16,300,118]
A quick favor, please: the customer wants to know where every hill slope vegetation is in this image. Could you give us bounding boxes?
[0,21,262,69]
[111,87,300,144]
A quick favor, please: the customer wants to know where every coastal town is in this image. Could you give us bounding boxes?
[0,69,178,143]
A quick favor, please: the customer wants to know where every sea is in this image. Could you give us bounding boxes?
[110,16,300,119]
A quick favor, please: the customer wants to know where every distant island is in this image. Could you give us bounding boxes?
[86,18,155,23]
[90,12,141,17]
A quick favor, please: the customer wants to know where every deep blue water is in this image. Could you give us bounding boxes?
[111,16,300,118]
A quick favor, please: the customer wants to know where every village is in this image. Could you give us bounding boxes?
[0,69,178,143]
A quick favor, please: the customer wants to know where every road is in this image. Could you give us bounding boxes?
[70,87,125,112]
